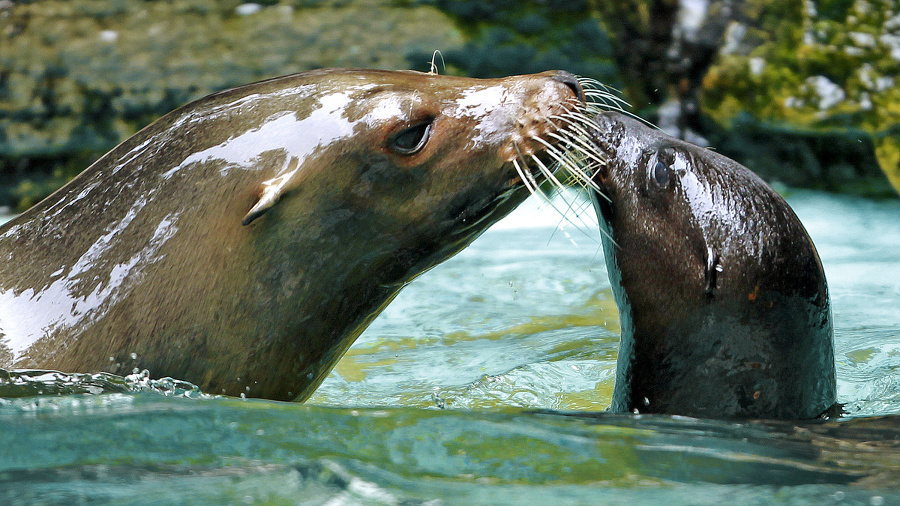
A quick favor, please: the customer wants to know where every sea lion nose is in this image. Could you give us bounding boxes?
[550,70,585,104]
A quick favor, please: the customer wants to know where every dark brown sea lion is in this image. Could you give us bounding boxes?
[0,68,584,401]
[584,111,835,419]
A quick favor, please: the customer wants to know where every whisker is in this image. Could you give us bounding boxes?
[512,144,556,205]
[552,110,597,134]
[544,129,606,172]
[530,136,603,193]
[512,138,594,237]
[528,143,571,193]
[503,75,626,242]
[531,158,604,241]
[583,102,653,129]
[577,78,630,106]
[527,157,599,241]
[511,157,539,197]
[559,110,605,132]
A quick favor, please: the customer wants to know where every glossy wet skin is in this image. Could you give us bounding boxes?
[0,68,582,401]
[589,112,835,419]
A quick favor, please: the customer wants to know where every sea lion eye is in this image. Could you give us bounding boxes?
[653,160,670,187]
[650,151,672,189]
[390,121,432,155]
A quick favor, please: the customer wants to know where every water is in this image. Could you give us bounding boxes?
[1,189,899,504]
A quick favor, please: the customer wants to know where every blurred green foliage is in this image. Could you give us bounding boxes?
[701,0,900,195]
[403,0,619,82]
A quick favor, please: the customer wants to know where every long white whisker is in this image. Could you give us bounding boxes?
[545,129,606,168]
[543,136,604,192]
[528,144,571,193]
[511,157,538,196]
[499,75,629,243]
[560,109,608,132]
[577,78,630,105]
[531,112,605,191]
[532,155,603,239]
[530,136,603,193]
[583,94,630,112]
[551,111,598,136]
[512,144,554,204]
[527,155,596,239]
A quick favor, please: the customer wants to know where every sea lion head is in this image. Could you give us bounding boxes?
[230,69,585,399]
[583,111,835,419]
[0,69,584,401]
[240,69,585,269]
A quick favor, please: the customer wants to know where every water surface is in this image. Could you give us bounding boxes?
[1,189,899,504]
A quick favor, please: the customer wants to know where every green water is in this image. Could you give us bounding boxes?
[2,190,899,504]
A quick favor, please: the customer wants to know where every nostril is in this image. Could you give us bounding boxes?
[551,70,585,104]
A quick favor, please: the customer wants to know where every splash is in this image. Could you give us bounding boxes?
[0,368,206,399]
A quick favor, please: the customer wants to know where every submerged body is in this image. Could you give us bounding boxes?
[587,112,835,419]
[0,68,582,401]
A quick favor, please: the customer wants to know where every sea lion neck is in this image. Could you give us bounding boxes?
[587,111,835,420]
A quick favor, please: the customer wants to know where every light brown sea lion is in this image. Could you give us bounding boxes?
[583,111,835,419]
[0,68,583,401]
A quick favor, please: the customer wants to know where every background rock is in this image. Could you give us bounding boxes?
[593,0,898,197]
[0,0,462,209]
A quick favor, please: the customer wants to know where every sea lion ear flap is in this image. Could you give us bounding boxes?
[242,185,283,225]
[242,158,301,226]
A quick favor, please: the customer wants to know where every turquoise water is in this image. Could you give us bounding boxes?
[1,189,899,504]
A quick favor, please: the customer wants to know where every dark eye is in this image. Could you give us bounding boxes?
[652,160,670,188]
[390,121,432,155]
[650,147,676,190]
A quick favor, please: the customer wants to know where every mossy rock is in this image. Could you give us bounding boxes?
[700,0,900,196]
[0,0,463,210]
